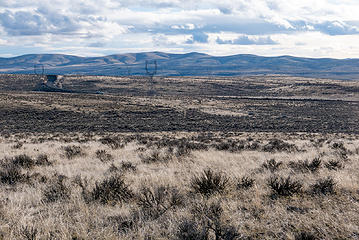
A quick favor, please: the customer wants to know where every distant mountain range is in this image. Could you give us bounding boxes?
[1,52,359,80]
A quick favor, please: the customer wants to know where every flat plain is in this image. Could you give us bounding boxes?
[0,74,358,239]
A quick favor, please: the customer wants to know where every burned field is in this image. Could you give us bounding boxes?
[0,92,358,134]
[0,74,358,135]
[0,74,359,239]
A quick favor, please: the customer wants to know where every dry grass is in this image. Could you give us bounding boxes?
[0,132,358,239]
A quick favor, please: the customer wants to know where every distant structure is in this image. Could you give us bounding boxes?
[145,60,157,82]
[45,75,63,88]
[145,60,157,95]
[32,66,102,94]
[126,65,132,76]
[34,64,45,76]
[46,74,57,83]
[33,64,64,91]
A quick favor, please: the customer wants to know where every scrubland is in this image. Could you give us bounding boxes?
[0,74,358,239]
[0,132,358,239]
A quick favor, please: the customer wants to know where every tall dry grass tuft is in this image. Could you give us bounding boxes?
[0,133,358,239]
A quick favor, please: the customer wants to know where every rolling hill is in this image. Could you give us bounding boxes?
[1,52,359,80]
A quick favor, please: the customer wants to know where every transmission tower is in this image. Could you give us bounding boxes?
[34,64,45,83]
[145,60,157,95]
[145,60,157,82]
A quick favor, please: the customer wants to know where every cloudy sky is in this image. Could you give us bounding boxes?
[1,0,359,58]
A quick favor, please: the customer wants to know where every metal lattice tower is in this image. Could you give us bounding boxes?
[34,64,45,83]
[145,60,157,95]
[145,60,157,82]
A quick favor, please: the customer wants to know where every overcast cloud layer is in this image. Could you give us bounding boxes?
[1,0,359,58]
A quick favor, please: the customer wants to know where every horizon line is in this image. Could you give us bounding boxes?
[1,51,358,60]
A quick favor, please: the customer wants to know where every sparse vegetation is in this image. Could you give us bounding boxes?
[325,159,343,170]
[95,149,113,163]
[140,149,172,164]
[289,157,322,173]
[268,176,303,197]
[0,164,25,185]
[0,74,358,239]
[263,139,298,152]
[0,132,357,239]
[120,161,137,172]
[43,175,70,202]
[138,185,183,219]
[311,177,336,195]
[63,145,84,159]
[237,176,255,190]
[191,169,230,196]
[91,175,133,205]
[295,231,318,240]
[100,136,125,149]
[262,158,282,172]
[12,154,36,169]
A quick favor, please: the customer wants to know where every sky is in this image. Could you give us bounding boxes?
[1,0,359,58]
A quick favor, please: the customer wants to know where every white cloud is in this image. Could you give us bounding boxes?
[0,0,359,58]
[216,35,278,45]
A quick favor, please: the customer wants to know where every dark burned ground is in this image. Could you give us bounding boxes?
[0,91,358,134]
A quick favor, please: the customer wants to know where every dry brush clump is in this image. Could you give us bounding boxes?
[63,145,85,159]
[190,169,230,196]
[95,149,114,163]
[177,201,240,240]
[140,149,173,164]
[43,175,71,203]
[237,176,255,190]
[90,174,134,205]
[288,157,322,173]
[100,136,124,149]
[268,176,303,197]
[0,163,26,185]
[262,138,298,152]
[0,133,358,239]
[138,185,184,220]
[311,177,336,195]
[325,159,344,170]
[262,158,283,172]
[0,154,52,185]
